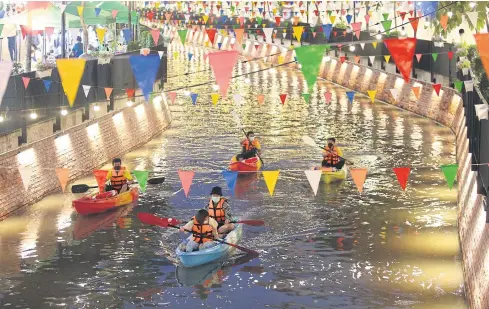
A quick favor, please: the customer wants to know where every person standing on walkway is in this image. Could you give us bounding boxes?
[71,36,83,58]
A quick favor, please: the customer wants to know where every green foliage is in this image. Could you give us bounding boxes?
[127,40,141,52]
[139,31,155,48]
[432,1,489,38]
[11,62,24,76]
[335,19,348,30]
[457,59,471,69]
[389,30,400,37]
[465,44,489,102]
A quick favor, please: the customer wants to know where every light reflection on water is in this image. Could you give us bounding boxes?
[0,43,465,308]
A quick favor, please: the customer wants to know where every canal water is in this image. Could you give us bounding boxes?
[0,43,465,308]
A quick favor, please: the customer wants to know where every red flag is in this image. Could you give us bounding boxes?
[448,51,454,60]
[408,17,419,32]
[399,12,407,21]
[340,56,346,63]
[474,34,489,81]
[206,28,217,45]
[383,38,417,82]
[126,88,135,98]
[393,167,411,190]
[93,170,108,193]
[275,16,281,25]
[279,93,287,104]
[433,83,441,96]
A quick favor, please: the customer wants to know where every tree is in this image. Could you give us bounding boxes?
[432,1,488,38]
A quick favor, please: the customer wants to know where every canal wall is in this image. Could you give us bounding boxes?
[0,96,172,221]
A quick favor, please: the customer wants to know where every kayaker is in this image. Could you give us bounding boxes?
[207,186,234,237]
[105,158,133,193]
[322,138,345,171]
[236,131,261,161]
[178,209,219,252]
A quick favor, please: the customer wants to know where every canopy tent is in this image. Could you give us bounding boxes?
[65,1,135,26]
[0,3,79,30]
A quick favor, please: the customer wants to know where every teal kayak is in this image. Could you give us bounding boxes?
[176,224,243,267]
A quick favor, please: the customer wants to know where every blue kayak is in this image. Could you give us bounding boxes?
[176,224,243,267]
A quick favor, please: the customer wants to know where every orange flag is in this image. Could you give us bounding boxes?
[257,94,265,104]
[393,167,411,190]
[440,15,448,32]
[178,170,194,197]
[93,170,108,193]
[55,168,69,192]
[474,34,489,81]
[412,86,421,99]
[105,87,113,100]
[354,56,360,64]
[350,168,368,193]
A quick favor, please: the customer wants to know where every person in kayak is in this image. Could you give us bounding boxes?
[208,186,234,237]
[236,131,261,161]
[322,138,345,171]
[105,158,133,193]
[179,209,219,252]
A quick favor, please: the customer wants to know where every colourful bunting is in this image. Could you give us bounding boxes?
[263,171,280,196]
[111,10,118,19]
[350,22,362,40]
[56,59,86,107]
[77,6,83,17]
[295,45,330,93]
[190,93,198,105]
[383,38,417,82]
[222,171,238,194]
[346,91,355,104]
[440,164,458,189]
[211,93,220,105]
[151,29,160,45]
[440,15,448,32]
[474,34,489,82]
[322,24,333,40]
[129,55,160,102]
[82,85,90,98]
[104,88,113,100]
[304,170,322,196]
[133,170,149,192]
[257,94,265,104]
[324,91,332,104]
[206,28,217,45]
[408,17,419,32]
[43,80,51,92]
[22,77,30,89]
[168,91,177,104]
[178,170,195,197]
[432,53,438,62]
[448,51,454,60]
[384,55,391,63]
[390,88,399,101]
[372,42,378,49]
[350,168,368,193]
[55,168,69,192]
[19,167,33,191]
[393,167,411,190]
[302,93,310,103]
[126,88,135,98]
[293,26,304,43]
[367,90,376,103]
[432,83,441,96]
[279,93,287,104]
[416,54,422,62]
[454,81,463,93]
[208,51,239,97]
[412,86,421,99]
[381,20,392,35]
[96,28,106,43]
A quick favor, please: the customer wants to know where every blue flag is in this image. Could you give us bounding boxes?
[417,1,438,16]
[129,55,161,102]
[218,42,222,49]
[258,7,263,14]
[221,15,227,23]
[43,80,51,92]
[322,24,333,40]
[94,7,102,17]
[188,52,193,60]
[190,93,198,105]
[222,171,238,195]
[346,14,352,24]
[122,29,132,43]
[346,91,355,104]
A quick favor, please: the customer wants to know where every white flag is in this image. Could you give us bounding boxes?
[390,88,399,101]
[19,166,34,191]
[304,170,322,196]
[82,85,91,98]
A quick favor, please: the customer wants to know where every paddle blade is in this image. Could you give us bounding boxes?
[71,184,92,193]
[147,176,165,184]
[234,220,264,226]
[137,212,180,227]
[302,136,318,148]
[218,240,259,256]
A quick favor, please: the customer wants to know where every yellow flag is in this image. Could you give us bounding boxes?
[293,26,304,43]
[211,93,219,105]
[77,6,83,17]
[155,2,160,8]
[96,28,106,43]
[263,171,280,196]
[56,59,85,107]
[330,15,336,24]
[273,8,277,15]
[277,55,284,64]
[203,15,209,24]
[173,51,179,59]
[372,42,378,49]
[367,90,377,103]
[384,55,391,63]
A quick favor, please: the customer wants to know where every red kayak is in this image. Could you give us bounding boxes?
[73,187,139,215]
[228,156,262,172]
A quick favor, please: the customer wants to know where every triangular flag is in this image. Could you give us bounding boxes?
[393,167,411,190]
[263,28,273,41]
[211,93,220,105]
[440,164,458,189]
[390,88,399,101]
[412,86,421,98]
[158,51,164,59]
[178,29,187,44]
[367,90,376,103]
[448,51,454,60]
[111,10,118,19]
[208,51,239,97]
[262,171,280,196]
[302,93,310,103]
[384,55,391,63]
[304,170,322,196]
[369,56,376,64]
[340,56,346,64]
[168,91,177,104]
[350,22,362,40]
[416,53,422,62]
[122,29,132,43]
[346,14,353,24]
[96,28,106,43]
[350,168,368,193]
[188,52,193,60]
[475,104,489,120]
[18,166,34,190]
[133,170,149,192]
[178,170,195,197]
[408,17,419,32]
[206,28,217,44]
[43,80,51,92]
[104,87,113,100]
[151,29,160,45]
[94,7,101,17]
[275,16,281,26]
[222,171,238,194]
[279,93,287,104]
[432,53,438,62]
[360,43,365,50]
[295,45,330,93]
[293,26,304,43]
[126,88,135,98]
[234,28,244,44]
[353,56,360,64]
[381,20,392,35]
[330,15,336,24]
[433,83,441,96]
[190,93,198,105]
[382,13,389,21]
[0,61,12,106]
[22,77,30,89]
[55,168,69,192]
[233,94,242,105]
[372,42,378,49]
[466,12,478,29]
[77,6,83,17]
[93,169,108,193]
[324,91,332,104]
[346,91,355,104]
[82,85,91,98]
[129,55,160,102]
[383,38,417,82]
[257,94,265,104]
[454,81,463,93]
[474,34,489,82]
[56,59,86,107]
[440,15,448,31]
[322,24,333,40]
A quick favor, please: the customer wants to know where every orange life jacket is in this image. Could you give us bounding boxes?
[208,197,226,225]
[324,146,340,165]
[110,167,128,190]
[192,217,214,244]
[242,139,259,152]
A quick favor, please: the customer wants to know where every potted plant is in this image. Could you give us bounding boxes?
[335,20,348,30]
[35,62,56,78]
[457,59,471,75]
[11,62,24,76]
[92,51,113,65]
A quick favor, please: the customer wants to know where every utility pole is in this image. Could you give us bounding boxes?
[61,1,66,58]
[412,5,416,78]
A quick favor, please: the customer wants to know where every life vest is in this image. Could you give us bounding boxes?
[110,167,128,191]
[242,139,260,152]
[324,146,340,165]
[208,198,226,225]
[192,217,214,244]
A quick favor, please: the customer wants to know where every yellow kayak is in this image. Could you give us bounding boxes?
[315,166,347,184]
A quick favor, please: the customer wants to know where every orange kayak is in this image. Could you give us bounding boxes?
[228,156,262,172]
[73,187,139,215]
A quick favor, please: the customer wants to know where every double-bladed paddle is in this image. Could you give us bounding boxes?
[137,212,259,256]
[302,136,354,165]
[71,176,165,193]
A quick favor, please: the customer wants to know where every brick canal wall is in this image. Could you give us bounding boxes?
[0,98,172,221]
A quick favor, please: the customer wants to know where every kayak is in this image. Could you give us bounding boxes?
[229,156,262,172]
[176,224,243,267]
[314,166,348,184]
[72,187,139,215]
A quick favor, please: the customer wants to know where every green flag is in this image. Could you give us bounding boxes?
[302,93,310,103]
[382,13,389,21]
[454,80,463,92]
[256,17,262,25]
[440,164,458,189]
[133,170,149,192]
[295,45,330,93]
[381,20,392,35]
[432,53,438,62]
[178,29,187,44]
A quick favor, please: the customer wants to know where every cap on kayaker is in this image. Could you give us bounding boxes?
[210,186,223,196]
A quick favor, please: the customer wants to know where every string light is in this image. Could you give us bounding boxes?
[30,112,37,119]
[376,31,382,40]
[400,27,407,36]
[60,109,68,116]
[212,84,219,91]
[447,11,453,17]
[126,101,134,107]
[349,45,356,52]
[469,2,476,8]
[0,115,3,122]
[244,77,251,84]
[93,104,100,111]
[183,90,191,96]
